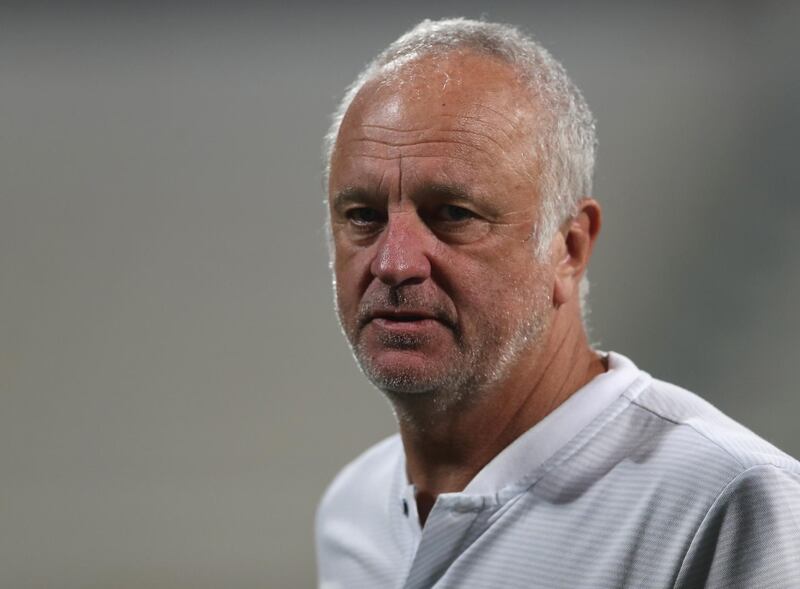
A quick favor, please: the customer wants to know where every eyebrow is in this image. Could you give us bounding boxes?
[419,183,501,216]
[332,183,500,215]
[418,183,475,203]
[331,187,381,210]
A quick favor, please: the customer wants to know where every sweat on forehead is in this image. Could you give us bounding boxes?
[346,51,536,129]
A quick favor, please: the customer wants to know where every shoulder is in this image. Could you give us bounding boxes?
[316,434,402,527]
[622,378,800,584]
[674,462,800,586]
[625,376,800,472]
[315,435,405,586]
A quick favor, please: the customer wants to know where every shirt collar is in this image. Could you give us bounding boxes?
[400,351,643,500]
[462,351,641,495]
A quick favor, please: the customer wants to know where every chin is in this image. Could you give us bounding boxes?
[360,356,478,404]
[351,335,483,403]
[361,364,440,395]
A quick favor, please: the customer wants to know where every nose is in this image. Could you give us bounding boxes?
[370,212,432,287]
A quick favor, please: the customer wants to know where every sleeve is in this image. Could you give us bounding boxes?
[674,464,800,588]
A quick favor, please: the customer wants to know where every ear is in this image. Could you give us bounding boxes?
[552,199,602,307]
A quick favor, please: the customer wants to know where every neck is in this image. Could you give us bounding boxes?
[393,305,604,525]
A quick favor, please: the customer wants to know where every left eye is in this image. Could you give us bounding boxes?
[438,205,474,222]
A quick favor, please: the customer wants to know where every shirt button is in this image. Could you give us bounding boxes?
[402,499,409,517]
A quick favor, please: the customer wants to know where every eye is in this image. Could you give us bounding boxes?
[438,204,475,222]
[346,207,384,226]
[426,202,489,244]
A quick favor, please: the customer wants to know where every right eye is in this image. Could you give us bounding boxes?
[346,207,384,226]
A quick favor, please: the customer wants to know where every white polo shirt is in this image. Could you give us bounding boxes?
[316,352,800,588]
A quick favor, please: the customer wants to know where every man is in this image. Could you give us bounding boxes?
[316,18,800,588]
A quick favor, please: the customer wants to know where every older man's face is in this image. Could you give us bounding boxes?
[328,52,555,403]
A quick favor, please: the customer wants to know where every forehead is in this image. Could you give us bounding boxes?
[354,52,529,126]
[331,52,541,197]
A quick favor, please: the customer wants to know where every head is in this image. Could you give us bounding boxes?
[324,18,600,415]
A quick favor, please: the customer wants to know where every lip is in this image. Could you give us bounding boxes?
[369,317,443,334]
[364,309,449,334]
[370,310,438,322]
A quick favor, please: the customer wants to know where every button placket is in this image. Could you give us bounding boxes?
[402,499,482,589]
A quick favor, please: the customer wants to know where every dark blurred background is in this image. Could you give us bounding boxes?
[2,2,798,587]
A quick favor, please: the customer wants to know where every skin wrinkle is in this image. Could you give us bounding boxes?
[397,150,404,213]
[349,137,496,159]
[342,152,490,167]
[344,84,530,174]
[438,111,517,142]
[378,165,393,201]
[475,101,526,129]
[361,124,432,132]
[339,129,533,212]
[359,123,511,153]
[443,127,509,152]
[543,321,577,415]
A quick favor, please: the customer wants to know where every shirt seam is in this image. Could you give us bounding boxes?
[628,398,751,471]
[672,463,799,587]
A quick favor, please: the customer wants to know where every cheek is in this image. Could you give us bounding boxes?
[333,264,357,315]
[444,263,507,325]
[451,254,550,326]
[333,245,373,316]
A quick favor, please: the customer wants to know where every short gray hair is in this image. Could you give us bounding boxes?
[323,17,597,319]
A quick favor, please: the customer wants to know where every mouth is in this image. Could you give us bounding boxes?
[370,311,436,323]
[367,315,443,342]
[361,310,449,338]
[356,302,457,334]
[357,306,458,349]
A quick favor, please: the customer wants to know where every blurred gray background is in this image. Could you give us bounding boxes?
[2,1,798,587]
